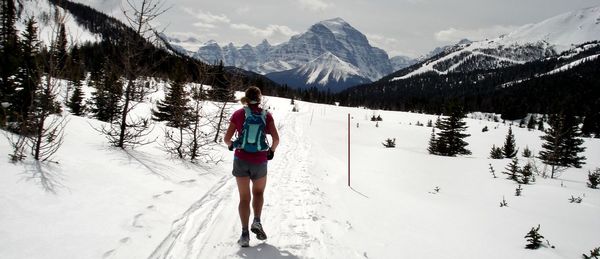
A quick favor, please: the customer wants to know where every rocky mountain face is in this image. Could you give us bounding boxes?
[265,52,371,93]
[167,18,393,91]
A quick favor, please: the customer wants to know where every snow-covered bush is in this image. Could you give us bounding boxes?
[569,195,583,203]
[582,247,600,259]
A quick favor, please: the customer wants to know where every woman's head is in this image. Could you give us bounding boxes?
[241,86,262,105]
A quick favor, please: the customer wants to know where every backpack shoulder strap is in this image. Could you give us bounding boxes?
[260,110,267,125]
[243,106,251,118]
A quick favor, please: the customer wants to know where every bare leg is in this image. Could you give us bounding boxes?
[235,176,251,229]
[251,176,267,219]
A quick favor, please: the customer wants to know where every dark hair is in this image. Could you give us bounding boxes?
[241,86,262,105]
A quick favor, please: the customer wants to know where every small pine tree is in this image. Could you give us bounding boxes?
[489,163,498,178]
[427,129,438,155]
[490,145,503,159]
[434,105,471,156]
[500,196,508,207]
[504,157,520,183]
[524,225,544,249]
[522,146,532,158]
[382,138,396,148]
[502,126,518,158]
[515,184,523,196]
[588,168,600,189]
[520,162,533,184]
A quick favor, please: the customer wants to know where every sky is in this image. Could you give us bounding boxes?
[76,0,600,57]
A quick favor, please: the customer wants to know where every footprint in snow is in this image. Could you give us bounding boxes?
[164,190,173,194]
[119,237,130,244]
[102,249,115,258]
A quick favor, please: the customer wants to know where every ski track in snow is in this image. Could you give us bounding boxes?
[143,110,340,258]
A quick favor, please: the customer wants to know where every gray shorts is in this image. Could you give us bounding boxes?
[232,158,268,180]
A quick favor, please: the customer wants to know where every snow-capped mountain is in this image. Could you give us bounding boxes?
[266,52,370,93]
[167,18,392,88]
[392,5,600,81]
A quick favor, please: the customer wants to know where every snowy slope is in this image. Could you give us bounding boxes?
[266,52,371,93]
[392,5,600,81]
[496,6,600,51]
[1,81,600,258]
[17,0,101,46]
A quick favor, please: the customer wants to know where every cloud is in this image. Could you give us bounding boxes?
[231,23,299,42]
[297,0,333,11]
[366,33,418,58]
[434,25,518,42]
[182,7,231,30]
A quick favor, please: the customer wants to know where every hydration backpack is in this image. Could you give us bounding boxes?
[234,107,269,152]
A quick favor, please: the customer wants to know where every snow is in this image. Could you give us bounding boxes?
[497,6,600,52]
[16,0,101,46]
[1,82,600,258]
[298,52,362,85]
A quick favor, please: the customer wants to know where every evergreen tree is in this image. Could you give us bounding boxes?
[152,76,190,128]
[504,157,520,183]
[207,61,234,102]
[560,115,586,168]
[53,23,68,71]
[524,225,544,249]
[489,145,503,159]
[522,146,532,158]
[539,114,587,178]
[537,116,545,131]
[427,129,438,155]
[67,79,85,116]
[502,126,518,158]
[527,115,537,130]
[581,111,600,138]
[91,60,122,122]
[13,18,40,121]
[0,0,21,125]
[520,162,533,184]
[434,105,471,156]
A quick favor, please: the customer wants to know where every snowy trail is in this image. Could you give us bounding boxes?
[146,109,338,258]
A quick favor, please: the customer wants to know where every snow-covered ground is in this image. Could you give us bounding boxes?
[1,88,599,258]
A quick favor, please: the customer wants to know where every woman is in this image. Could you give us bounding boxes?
[224,86,280,247]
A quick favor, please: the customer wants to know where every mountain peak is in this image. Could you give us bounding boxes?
[316,17,354,34]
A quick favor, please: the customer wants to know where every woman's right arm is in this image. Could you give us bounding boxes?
[224,122,236,147]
